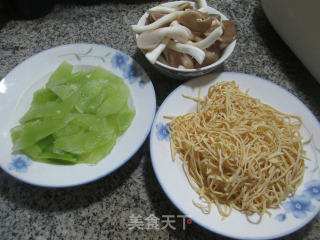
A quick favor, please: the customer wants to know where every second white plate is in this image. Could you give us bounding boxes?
[150,72,320,239]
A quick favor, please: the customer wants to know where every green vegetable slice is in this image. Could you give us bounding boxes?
[75,79,110,113]
[96,85,129,117]
[49,71,89,100]
[53,127,116,155]
[79,138,117,164]
[12,115,73,151]
[20,101,72,123]
[10,62,135,165]
[46,61,73,88]
[31,88,58,104]
[107,103,136,134]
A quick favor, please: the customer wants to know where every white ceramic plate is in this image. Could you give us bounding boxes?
[150,72,320,239]
[0,43,156,188]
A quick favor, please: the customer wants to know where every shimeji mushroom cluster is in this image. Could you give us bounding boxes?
[131,0,237,69]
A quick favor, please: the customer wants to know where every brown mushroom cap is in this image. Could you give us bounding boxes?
[165,48,181,68]
[147,12,167,25]
[209,14,221,23]
[219,20,237,49]
[192,31,204,42]
[157,55,168,65]
[195,41,221,68]
[180,53,194,69]
[178,10,212,33]
[202,15,222,37]
[164,48,194,69]
[203,24,220,37]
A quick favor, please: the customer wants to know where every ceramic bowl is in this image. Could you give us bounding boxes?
[135,1,236,79]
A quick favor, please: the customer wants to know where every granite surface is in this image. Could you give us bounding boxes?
[0,0,320,239]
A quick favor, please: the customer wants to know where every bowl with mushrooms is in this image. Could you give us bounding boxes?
[131,0,237,79]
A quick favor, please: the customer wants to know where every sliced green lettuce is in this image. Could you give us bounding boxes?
[10,61,135,165]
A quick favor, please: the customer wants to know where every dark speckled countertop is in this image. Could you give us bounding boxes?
[0,0,320,239]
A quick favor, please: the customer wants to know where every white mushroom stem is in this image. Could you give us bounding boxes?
[145,38,169,64]
[170,20,194,40]
[148,6,176,14]
[198,7,210,14]
[131,11,184,34]
[197,0,208,9]
[137,26,190,50]
[167,40,205,64]
[189,26,223,49]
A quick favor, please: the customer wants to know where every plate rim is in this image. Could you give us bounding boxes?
[149,71,320,239]
[0,43,157,188]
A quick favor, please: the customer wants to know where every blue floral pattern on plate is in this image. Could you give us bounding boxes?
[111,52,130,70]
[123,61,143,84]
[110,51,144,86]
[156,123,170,141]
[8,155,32,173]
[274,129,320,222]
[282,194,316,219]
[303,180,320,201]
[139,81,146,88]
[275,213,286,222]
[275,180,320,221]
